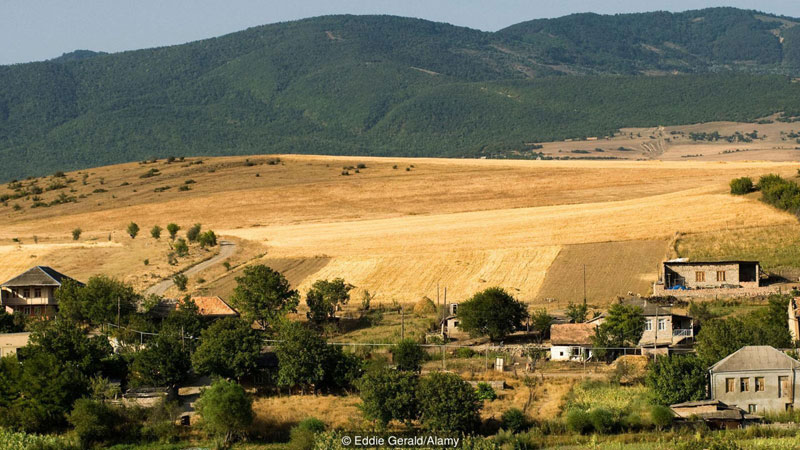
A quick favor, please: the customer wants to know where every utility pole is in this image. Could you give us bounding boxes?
[401,307,405,340]
[117,297,121,328]
[583,265,587,306]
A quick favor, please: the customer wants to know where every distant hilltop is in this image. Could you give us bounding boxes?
[3,8,800,179]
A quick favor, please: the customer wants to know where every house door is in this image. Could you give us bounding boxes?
[779,376,791,398]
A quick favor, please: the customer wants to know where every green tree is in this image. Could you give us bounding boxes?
[68,398,123,447]
[21,319,112,377]
[391,339,425,372]
[56,276,139,326]
[729,177,754,195]
[192,318,261,380]
[173,273,188,291]
[160,298,205,352]
[150,225,162,239]
[127,222,139,239]
[566,302,589,323]
[457,287,528,341]
[530,308,553,342]
[186,223,202,242]
[72,227,82,241]
[0,309,24,333]
[166,223,180,240]
[592,303,645,356]
[275,321,328,392]
[195,379,253,445]
[130,333,191,392]
[417,372,481,433]
[646,354,707,405]
[198,230,217,248]
[174,238,189,257]
[305,278,352,323]
[358,368,419,427]
[230,265,299,331]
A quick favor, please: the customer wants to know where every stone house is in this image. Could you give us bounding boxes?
[788,297,800,343]
[0,332,30,357]
[1,266,82,318]
[652,259,776,297]
[709,346,800,414]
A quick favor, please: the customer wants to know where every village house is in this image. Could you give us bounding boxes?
[549,322,597,361]
[652,259,775,298]
[709,346,800,414]
[629,299,695,355]
[0,332,30,357]
[1,266,82,318]
[440,303,468,340]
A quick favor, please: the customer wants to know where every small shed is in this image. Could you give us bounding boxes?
[550,322,597,362]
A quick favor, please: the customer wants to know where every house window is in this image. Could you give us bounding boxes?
[779,376,790,398]
[657,319,667,331]
[22,288,30,297]
[740,378,750,392]
[644,319,653,331]
[34,288,41,297]
[452,305,458,314]
[749,404,757,413]
[716,271,726,282]
[696,272,705,282]
[726,378,735,393]
[452,321,460,328]
[755,377,765,392]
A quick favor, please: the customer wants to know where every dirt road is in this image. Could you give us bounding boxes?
[144,240,236,297]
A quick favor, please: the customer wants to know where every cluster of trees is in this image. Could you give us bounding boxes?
[756,174,800,214]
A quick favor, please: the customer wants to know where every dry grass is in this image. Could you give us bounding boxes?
[0,155,796,303]
[536,240,669,305]
[250,394,364,439]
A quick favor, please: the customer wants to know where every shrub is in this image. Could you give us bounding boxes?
[67,398,122,447]
[71,228,82,241]
[500,408,528,433]
[198,230,217,248]
[475,382,497,401]
[127,222,139,239]
[166,223,180,240]
[566,409,592,434]
[588,408,615,434]
[186,223,202,242]
[391,339,425,372]
[417,372,481,433]
[455,347,477,358]
[173,273,188,291]
[150,225,162,239]
[196,379,253,445]
[174,238,189,257]
[650,404,674,430]
[223,261,231,271]
[288,417,326,450]
[730,177,754,195]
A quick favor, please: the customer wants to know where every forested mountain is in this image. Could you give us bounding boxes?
[4,8,800,178]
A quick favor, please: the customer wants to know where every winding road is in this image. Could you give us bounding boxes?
[144,240,236,297]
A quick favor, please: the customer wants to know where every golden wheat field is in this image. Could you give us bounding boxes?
[0,153,798,304]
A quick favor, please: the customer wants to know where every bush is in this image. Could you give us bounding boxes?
[195,379,253,445]
[455,347,477,358]
[173,273,188,291]
[730,177,754,195]
[566,409,592,434]
[391,339,425,372]
[357,367,420,427]
[588,408,615,434]
[500,408,528,433]
[650,404,674,430]
[68,398,123,447]
[71,228,82,240]
[186,223,202,242]
[475,382,497,401]
[150,225,162,239]
[198,230,217,248]
[127,222,139,239]
[166,223,180,240]
[288,417,326,450]
[174,238,189,257]
[417,372,481,433]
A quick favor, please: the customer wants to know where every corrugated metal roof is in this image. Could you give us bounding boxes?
[710,346,800,372]
[1,266,81,287]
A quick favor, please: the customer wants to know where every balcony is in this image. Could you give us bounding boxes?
[673,328,693,337]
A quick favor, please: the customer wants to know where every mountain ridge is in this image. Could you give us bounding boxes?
[4,8,800,179]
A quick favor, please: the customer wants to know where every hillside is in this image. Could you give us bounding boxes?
[4,9,800,178]
[0,154,796,305]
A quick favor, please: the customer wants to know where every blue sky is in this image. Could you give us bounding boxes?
[4,0,800,65]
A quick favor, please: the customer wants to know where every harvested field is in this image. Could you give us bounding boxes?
[536,240,670,304]
[0,154,796,303]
